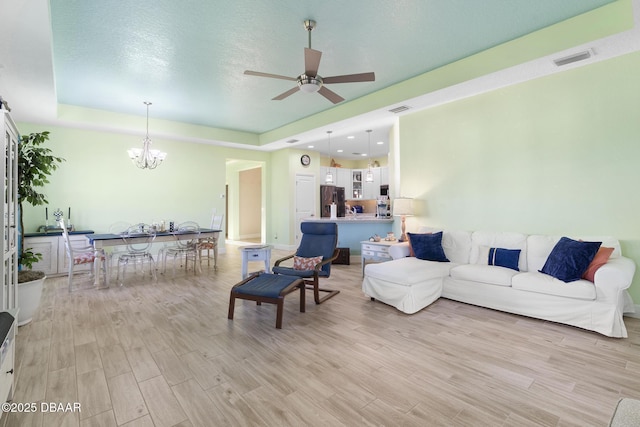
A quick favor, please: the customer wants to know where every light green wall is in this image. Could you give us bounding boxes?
[268,149,292,246]
[17,123,271,253]
[398,50,640,303]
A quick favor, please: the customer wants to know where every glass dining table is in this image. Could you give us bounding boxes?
[86,228,221,286]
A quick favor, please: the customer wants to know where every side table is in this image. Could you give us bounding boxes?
[240,245,272,279]
[361,240,398,276]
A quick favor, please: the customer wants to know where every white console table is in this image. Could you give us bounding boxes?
[240,245,272,279]
[361,240,399,276]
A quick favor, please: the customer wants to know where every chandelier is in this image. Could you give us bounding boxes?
[127,101,167,169]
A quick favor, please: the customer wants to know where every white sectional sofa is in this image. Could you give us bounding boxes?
[362,227,636,338]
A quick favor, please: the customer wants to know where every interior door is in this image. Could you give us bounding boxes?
[295,174,316,245]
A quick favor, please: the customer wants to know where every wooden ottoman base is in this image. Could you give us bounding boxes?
[228,273,304,329]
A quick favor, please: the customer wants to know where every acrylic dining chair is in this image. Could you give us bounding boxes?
[116,223,157,286]
[198,214,224,270]
[160,221,201,276]
[60,218,107,292]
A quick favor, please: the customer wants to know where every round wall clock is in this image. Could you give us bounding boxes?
[300,154,311,166]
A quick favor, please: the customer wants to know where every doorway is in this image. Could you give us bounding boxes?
[225,159,265,244]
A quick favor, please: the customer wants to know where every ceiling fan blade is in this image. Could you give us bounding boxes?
[272,86,300,101]
[304,48,322,76]
[244,70,296,81]
[318,86,344,104]
[323,72,375,84]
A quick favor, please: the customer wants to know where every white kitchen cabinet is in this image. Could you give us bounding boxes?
[321,166,387,199]
[362,168,381,199]
[320,166,352,196]
[351,170,363,199]
[336,168,351,196]
[380,166,389,186]
[319,166,328,183]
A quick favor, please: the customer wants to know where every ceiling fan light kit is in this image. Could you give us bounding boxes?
[244,19,375,104]
[297,74,322,93]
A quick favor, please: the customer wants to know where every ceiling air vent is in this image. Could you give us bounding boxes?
[553,49,593,67]
[388,105,411,114]
[286,139,299,144]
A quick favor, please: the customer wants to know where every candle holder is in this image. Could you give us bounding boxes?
[53,208,63,224]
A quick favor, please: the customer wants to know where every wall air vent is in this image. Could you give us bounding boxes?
[286,139,299,143]
[388,105,411,114]
[553,49,594,67]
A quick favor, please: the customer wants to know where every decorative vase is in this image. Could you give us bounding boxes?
[17,276,46,326]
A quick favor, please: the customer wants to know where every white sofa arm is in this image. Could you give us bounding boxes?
[389,242,411,259]
[594,256,636,303]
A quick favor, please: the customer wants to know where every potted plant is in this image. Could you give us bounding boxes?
[17,131,64,325]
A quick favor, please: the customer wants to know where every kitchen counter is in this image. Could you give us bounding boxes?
[304,216,393,224]
[303,218,394,256]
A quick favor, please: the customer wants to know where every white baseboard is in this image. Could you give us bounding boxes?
[238,233,261,240]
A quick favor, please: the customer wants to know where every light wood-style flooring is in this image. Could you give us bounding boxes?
[3,243,640,426]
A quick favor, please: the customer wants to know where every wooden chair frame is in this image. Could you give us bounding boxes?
[228,273,305,329]
[273,248,340,304]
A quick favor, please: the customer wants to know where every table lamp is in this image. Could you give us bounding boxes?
[393,197,414,242]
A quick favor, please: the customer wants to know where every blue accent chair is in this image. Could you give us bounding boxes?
[272,222,340,304]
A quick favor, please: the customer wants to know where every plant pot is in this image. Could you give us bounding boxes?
[17,275,46,326]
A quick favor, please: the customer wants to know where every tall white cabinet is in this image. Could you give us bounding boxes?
[1,108,18,311]
[0,108,18,409]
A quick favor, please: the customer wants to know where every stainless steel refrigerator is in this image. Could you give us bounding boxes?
[320,185,345,218]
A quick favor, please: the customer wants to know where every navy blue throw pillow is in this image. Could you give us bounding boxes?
[408,232,449,262]
[539,237,601,283]
[487,248,521,271]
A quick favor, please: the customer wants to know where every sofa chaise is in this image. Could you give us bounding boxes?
[362,227,636,338]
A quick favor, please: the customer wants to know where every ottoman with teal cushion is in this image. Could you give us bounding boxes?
[228,272,305,329]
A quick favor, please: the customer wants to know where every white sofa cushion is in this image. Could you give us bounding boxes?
[470,231,528,271]
[450,264,518,287]
[512,271,596,300]
[389,242,411,259]
[365,256,453,286]
[417,227,472,264]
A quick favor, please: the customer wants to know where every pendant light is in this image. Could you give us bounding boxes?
[325,130,334,183]
[365,129,374,182]
[127,101,167,169]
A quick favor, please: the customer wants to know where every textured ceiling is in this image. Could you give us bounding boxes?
[49,0,614,131]
[0,0,628,159]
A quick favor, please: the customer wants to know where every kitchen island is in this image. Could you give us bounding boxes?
[303,216,394,258]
